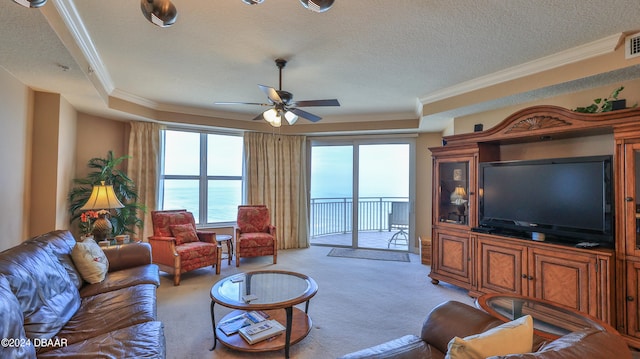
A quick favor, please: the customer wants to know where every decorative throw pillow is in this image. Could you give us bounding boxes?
[71,238,109,284]
[170,223,199,245]
[445,315,533,359]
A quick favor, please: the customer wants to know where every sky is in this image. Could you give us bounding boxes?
[310,144,409,199]
[163,131,243,176]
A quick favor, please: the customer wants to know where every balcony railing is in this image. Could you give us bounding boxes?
[310,197,409,237]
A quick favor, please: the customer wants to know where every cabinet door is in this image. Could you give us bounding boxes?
[477,237,526,295]
[433,157,475,228]
[625,261,640,338]
[528,248,596,317]
[623,143,640,257]
[430,229,473,287]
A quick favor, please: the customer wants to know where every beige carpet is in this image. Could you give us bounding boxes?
[156,245,474,359]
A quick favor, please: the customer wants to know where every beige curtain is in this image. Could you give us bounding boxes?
[128,121,163,241]
[244,132,309,249]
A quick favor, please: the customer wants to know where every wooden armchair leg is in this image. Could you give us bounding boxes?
[174,272,181,286]
[215,250,221,275]
[273,240,277,264]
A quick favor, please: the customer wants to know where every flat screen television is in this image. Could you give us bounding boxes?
[478,155,614,247]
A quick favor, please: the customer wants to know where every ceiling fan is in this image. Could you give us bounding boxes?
[215,59,340,127]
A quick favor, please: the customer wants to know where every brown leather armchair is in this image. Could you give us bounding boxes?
[235,205,277,267]
[148,209,221,285]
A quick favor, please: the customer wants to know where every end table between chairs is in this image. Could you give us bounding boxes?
[215,234,233,265]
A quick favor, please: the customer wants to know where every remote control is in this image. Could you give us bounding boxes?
[242,294,258,302]
[576,242,599,249]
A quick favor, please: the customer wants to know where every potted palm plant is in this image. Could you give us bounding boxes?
[68,151,145,238]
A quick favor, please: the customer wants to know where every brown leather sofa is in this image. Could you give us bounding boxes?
[339,300,633,359]
[0,230,165,358]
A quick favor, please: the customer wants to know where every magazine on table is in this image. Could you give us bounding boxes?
[218,311,268,336]
[238,319,285,345]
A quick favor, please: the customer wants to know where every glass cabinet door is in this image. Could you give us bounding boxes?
[634,147,640,252]
[624,143,640,256]
[438,161,470,226]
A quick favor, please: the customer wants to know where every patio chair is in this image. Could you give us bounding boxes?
[235,205,277,267]
[148,209,221,285]
[388,202,409,247]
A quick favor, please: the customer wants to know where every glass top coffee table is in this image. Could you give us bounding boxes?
[210,270,318,358]
[476,293,615,340]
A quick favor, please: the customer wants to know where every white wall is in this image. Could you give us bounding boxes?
[0,67,31,250]
[56,95,77,230]
[0,67,82,249]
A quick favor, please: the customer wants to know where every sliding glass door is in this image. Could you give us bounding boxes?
[357,144,410,251]
[309,139,414,251]
[309,145,353,247]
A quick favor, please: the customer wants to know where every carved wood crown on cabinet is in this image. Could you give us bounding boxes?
[505,115,571,133]
[428,105,640,349]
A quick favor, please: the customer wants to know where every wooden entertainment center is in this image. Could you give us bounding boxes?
[428,105,640,348]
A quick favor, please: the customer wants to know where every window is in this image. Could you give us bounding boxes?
[160,129,243,225]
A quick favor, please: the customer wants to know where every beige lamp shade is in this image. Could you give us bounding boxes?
[80,181,125,210]
[450,186,467,205]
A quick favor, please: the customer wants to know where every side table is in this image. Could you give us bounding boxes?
[216,234,233,265]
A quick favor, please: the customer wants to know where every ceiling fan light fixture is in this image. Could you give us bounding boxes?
[141,0,178,28]
[272,116,282,127]
[263,108,282,127]
[13,0,47,8]
[299,0,334,13]
[285,111,299,125]
[216,58,339,125]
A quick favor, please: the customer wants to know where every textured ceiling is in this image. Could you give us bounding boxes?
[2,0,640,132]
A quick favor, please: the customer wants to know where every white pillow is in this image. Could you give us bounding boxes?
[445,315,533,359]
[71,238,109,284]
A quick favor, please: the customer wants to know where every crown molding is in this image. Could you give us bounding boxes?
[110,88,160,110]
[419,33,621,105]
[414,98,424,119]
[51,0,114,95]
[108,89,418,123]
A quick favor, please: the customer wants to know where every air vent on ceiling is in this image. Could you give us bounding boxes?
[625,33,640,59]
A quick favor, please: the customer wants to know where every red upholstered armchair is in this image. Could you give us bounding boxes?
[148,209,221,285]
[235,205,277,267]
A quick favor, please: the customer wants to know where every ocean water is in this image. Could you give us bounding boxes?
[161,143,410,225]
[162,180,241,223]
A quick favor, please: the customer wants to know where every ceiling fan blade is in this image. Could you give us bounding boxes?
[214,101,271,106]
[292,99,340,107]
[290,108,322,122]
[258,84,282,104]
[251,113,265,121]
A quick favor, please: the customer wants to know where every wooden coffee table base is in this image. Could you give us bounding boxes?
[215,308,312,353]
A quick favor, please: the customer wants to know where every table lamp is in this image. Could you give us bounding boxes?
[450,186,468,216]
[80,181,125,242]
